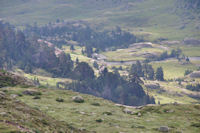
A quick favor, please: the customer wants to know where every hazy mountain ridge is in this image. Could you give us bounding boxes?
[1,0,200,40]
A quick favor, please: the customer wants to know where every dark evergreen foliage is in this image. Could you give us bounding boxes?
[0,21,74,77]
[67,67,155,106]
[186,84,200,92]
[130,61,144,77]
[156,67,164,81]
[93,61,99,69]
[73,62,95,81]
[143,63,154,80]
[24,22,138,50]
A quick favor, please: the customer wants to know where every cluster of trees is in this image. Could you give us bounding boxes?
[67,62,155,106]
[152,49,182,62]
[0,21,74,78]
[0,21,31,70]
[130,61,164,81]
[186,84,200,92]
[24,22,138,51]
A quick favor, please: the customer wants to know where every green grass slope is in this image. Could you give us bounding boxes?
[0,91,86,133]
[0,70,200,132]
[0,70,86,133]
[2,86,199,133]
[0,0,200,40]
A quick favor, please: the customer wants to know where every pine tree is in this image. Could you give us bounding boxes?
[76,57,79,64]
[74,62,95,81]
[70,45,75,51]
[186,56,190,62]
[130,61,143,77]
[93,61,99,69]
[156,67,164,81]
[85,45,93,57]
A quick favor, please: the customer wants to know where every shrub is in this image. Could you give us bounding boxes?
[33,96,41,99]
[56,98,64,102]
[96,119,103,123]
[191,123,200,127]
[91,102,100,106]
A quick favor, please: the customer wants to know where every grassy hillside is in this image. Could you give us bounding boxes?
[0,0,200,40]
[0,69,200,132]
[0,91,86,133]
[1,86,200,133]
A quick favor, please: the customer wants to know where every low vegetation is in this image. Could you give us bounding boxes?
[1,87,199,133]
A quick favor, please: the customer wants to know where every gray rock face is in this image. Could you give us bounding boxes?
[72,96,84,103]
[159,126,169,132]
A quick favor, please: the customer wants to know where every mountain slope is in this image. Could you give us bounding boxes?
[0,71,87,133]
[0,69,200,133]
[0,92,86,133]
[0,0,199,40]
[2,86,200,133]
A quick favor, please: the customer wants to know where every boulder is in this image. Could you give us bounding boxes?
[103,111,112,116]
[123,108,134,114]
[22,90,41,96]
[11,94,18,98]
[72,96,84,103]
[159,126,169,132]
[137,112,142,117]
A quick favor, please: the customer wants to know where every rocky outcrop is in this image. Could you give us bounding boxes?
[72,96,84,103]
[158,126,169,132]
[0,71,34,88]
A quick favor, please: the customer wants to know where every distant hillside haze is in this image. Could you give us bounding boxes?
[0,0,200,40]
